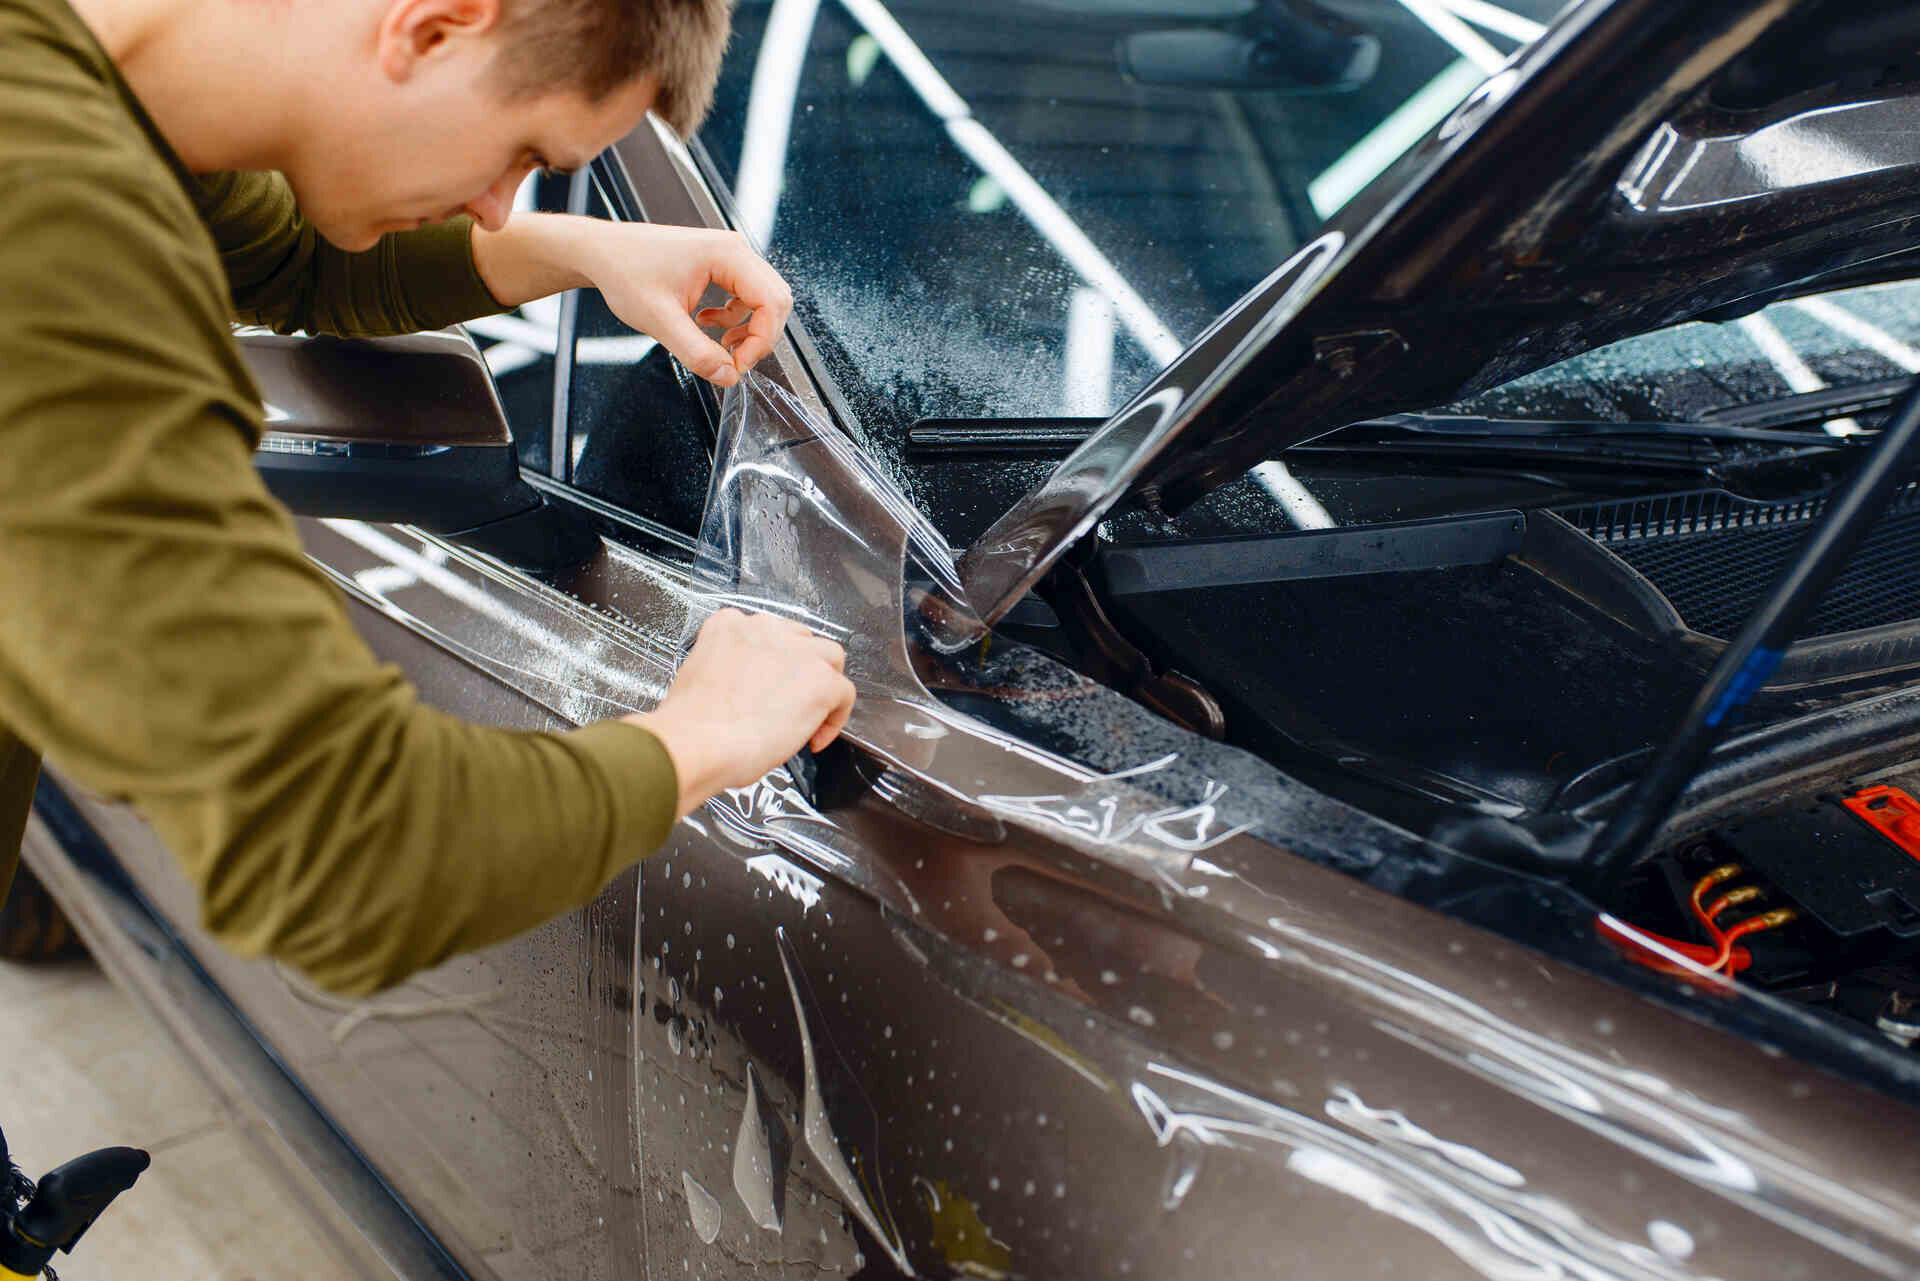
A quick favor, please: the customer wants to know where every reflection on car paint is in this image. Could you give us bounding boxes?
[1126,1062,1721,1281]
[1253,917,1920,1275]
[978,767,1253,862]
[1618,99,1920,216]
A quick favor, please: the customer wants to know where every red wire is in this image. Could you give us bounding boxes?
[1597,916,1752,975]
[1708,913,1790,973]
[1689,867,1741,943]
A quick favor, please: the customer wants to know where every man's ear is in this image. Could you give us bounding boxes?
[375,0,505,84]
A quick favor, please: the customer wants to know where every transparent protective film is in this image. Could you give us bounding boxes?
[686,371,1456,902]
[690,371,975,658]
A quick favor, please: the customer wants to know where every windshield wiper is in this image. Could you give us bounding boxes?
[1333,412,1851,449]
[907,410,1857,466]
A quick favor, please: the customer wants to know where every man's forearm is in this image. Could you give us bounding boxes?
[469,211,603,309]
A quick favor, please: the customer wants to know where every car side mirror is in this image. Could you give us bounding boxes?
[240,328,597,572]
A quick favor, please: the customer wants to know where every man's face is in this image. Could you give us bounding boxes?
[289,27,659,251]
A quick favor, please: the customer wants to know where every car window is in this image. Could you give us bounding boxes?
[562,182,718,536]
[1450,279,1920,432]
[695,0,1562,480]
[470,172,580,473]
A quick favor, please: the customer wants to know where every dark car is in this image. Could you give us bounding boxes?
[28,0,1920,1277]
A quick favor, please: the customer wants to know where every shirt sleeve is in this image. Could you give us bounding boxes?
[0,164,677,995]
[195,170,506,337]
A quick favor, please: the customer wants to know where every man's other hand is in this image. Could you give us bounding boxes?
[625,609,855,817]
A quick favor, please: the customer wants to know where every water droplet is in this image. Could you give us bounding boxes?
[1648,1220,1694,1261]
[1594,1017,1615,1036]
[683,1171,722,1244]
[983,928,999,942]
[667,1017,686,1056]
[1128,1006,1156,1028]
[727,933,736,949]
[1212,1031,1235,1051]
[1100,970,1120,985]
[670,977,682,1003]
[1011,954,1029,969]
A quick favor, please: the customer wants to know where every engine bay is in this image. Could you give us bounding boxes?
[1007,477,1920,1055]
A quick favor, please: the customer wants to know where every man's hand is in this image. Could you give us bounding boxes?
[585,225,791,388]
[471,215,792,387]
[625,609,856,818]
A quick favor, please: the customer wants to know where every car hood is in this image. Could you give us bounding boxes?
[957,0,1920,626]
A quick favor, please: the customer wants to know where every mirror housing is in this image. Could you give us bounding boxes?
[241,328,597,572]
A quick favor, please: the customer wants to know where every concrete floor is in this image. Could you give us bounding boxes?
[0,953,361,1280]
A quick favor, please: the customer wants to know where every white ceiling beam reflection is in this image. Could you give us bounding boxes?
[1308,57,1486,218]
[1430,0,1545,45]
[837,0,1180,364]
[836,0,1330,526]
[733,0,823,249]
[1791,296,1920,374]
[1737,312,1865,437]
[1064,287,1116,418]
[1391,0,1509,73]
[1308,0,1535,219]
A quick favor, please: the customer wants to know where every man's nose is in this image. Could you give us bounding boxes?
[463,172,521,232]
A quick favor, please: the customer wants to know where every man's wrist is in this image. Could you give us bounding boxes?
[470,212,605,309]
[622,706,718,819]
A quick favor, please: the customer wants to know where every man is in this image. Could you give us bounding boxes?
[0,0,858,993]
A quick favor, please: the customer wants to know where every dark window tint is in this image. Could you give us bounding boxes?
[563,183,717,535]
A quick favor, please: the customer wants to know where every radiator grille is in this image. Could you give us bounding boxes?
[1559,486,1920,640]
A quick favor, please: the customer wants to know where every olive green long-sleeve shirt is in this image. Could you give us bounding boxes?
[0,0,679,993]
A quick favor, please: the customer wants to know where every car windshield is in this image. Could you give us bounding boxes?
[696,0,1562,466]
[1448,281,1920,432]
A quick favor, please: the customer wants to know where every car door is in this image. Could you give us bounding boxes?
[41,152,721,1281]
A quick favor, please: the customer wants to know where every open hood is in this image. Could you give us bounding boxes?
[958,0,1920,625]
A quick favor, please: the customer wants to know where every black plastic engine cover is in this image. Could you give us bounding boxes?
[1721,800,1920,937]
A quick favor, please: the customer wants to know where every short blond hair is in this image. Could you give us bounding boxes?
[491,0,733,135]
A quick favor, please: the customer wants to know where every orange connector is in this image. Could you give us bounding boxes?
[1842,785,1920,862]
